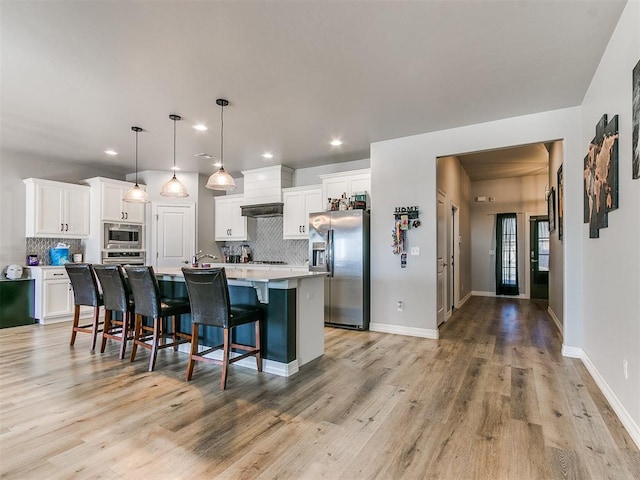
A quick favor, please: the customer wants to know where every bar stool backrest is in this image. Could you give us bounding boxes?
[182,268,231,328]
[93,264,131,313]
[65,263,101,307]
[125,266,161,318]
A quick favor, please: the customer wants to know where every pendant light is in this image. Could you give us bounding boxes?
[206,99,236,190]
[123,126,150,203]
[160,114,189,197]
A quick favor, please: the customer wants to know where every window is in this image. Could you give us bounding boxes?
[537,221,550,272]
[496,213,519,295]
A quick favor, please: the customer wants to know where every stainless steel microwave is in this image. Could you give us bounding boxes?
[104,223,142,249]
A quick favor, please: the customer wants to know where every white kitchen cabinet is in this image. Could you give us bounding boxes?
[215,194,256,241]
[82,177,145,224]
[27,267,92,324]
[320,168,371,210]
[282,185,322,239]
[23,178,90,238]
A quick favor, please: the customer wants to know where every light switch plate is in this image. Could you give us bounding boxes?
[489,249,495,255]
[410,247,420,256]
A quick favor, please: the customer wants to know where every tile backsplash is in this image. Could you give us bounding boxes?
[25,238,83,266]
[223,217,308,265]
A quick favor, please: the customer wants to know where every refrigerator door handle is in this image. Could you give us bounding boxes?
[328,229,334,277]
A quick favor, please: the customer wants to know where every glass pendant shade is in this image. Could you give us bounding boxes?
[206,166,236,190]
[205,98,237,191]
[123,184,150,203]
[123,126,150,204]
[161,114,189,198]
[160,175,189,197]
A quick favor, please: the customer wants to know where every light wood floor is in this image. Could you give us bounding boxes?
[1,297,638,479]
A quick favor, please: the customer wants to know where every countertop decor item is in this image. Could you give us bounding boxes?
[205,98,237,191]
[160,114,189,198]
[123,126,150,203]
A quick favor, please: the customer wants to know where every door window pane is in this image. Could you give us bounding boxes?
[538,221,549,272]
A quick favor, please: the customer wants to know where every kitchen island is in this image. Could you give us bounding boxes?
[155,267,327,377]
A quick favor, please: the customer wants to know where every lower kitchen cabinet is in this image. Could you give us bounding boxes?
[27,267,92,324]
[0,279,35,328]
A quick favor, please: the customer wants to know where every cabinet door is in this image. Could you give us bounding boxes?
[214,198,232,241]
[349,173,371,196]
[283,191,305,238]
[65,187,90,236]
[323,177,349,204]
[35,183,65,235]
[303,189,323,234]
[228,198,248,240]
[101,182,125,222]
[123,197,145,223]
[43,279,74,317]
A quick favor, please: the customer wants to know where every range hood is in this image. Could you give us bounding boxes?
[239,166,293,218]
[241,203,284,217]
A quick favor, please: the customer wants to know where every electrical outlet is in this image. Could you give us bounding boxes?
[410,247,420,256]
[397,301,403,312]
[623,359,629,380]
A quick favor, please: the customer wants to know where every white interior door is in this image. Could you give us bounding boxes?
[437,192,446,326]
[153,204,195,269]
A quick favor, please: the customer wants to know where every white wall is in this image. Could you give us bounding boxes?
[580,0,640,441]
[370,106,584,344]
[548,141,564,329]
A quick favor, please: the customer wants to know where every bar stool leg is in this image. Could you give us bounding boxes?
[255,320,262,372]
[70,305,80,346]
[149,316,161,372]
[119,312,131,360]
[221,328,231,390]
[130,314,142,362]
[101,309,112,353]
[186,323,199,381]
[172,315,179,351]
[89,306,100,352]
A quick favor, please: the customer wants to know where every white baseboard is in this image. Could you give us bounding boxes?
[472,290,527,299]
[458,292,472,307]
[562,346,640,449]
[370,323,439,339]
[547,306,563,335]
[177,344,299,377]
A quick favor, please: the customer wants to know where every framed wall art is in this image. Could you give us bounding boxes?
[583,114,619,238]
[633,59,639,179]
[547,186,556,233]
[557,164,564,240]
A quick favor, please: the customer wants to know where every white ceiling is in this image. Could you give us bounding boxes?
[1,1,626,179]
[456,143,550,182]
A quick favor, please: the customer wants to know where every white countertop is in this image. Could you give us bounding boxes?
[156,267,326,283]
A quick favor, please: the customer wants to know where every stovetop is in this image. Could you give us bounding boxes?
[248,260,287,265]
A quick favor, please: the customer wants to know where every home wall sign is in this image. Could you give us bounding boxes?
[391,206,420,268]
[583,113,619,239]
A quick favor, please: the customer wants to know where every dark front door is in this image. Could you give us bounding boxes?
[530,216,549,300]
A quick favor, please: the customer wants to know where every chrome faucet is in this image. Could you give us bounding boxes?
[191,250,218,267]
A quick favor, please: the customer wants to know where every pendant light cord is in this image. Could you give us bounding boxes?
[220,102,224,169]
[134,130,139,186]
[173,117,177,178]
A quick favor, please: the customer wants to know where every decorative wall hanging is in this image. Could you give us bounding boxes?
[547,187,556,233]
[391,206,420,268]
[633,59,639,179]
[557,164,563,240]
[583,114,619,238]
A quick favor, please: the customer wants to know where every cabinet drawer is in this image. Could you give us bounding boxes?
[42,269,69,280]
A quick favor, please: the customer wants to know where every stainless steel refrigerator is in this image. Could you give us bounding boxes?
[308,210,370,330]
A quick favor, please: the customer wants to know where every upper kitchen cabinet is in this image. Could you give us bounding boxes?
[320,168,371,209]
[24,178,90,238]
[81,177,145,224]
[215,194,256,241]
[282,185,322,239]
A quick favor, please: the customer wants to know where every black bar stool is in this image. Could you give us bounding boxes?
[125,266,191,372]
[65,263,103,352]
[93,264,135,359]
[181,267,263,390]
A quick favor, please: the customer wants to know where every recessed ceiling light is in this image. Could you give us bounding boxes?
[195,153,214,159]
[330,139,343,147]
[171,166,181,171]
[262,152,274,159]
[213,161,222,168]
[104,149,118,156]
[193,124,208,131]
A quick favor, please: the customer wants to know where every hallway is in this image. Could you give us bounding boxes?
[0,297,638,479]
